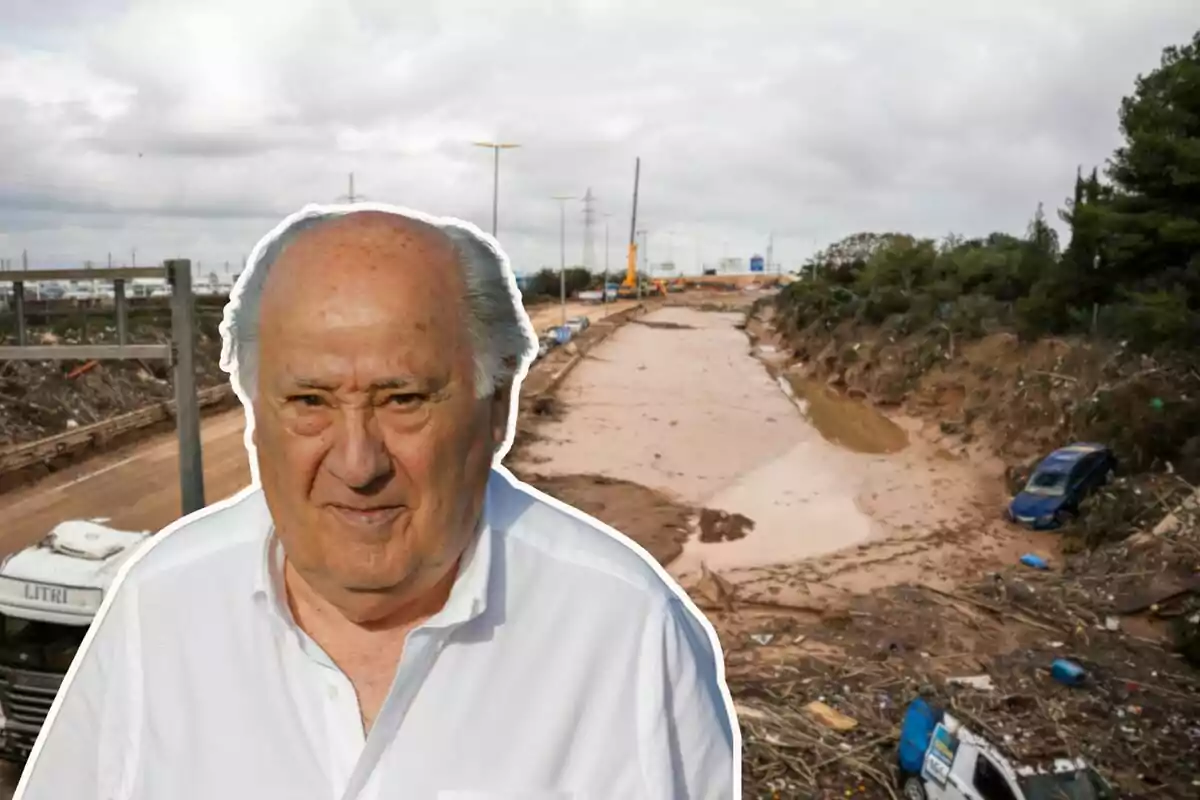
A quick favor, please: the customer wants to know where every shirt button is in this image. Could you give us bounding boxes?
[327,684,338,700]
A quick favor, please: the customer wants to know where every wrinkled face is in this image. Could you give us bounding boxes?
[251,213,511,619]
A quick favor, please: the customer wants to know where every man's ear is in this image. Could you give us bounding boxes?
[489,383,513,447]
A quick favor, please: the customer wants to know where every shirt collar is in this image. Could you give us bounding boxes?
[252,474,496,632]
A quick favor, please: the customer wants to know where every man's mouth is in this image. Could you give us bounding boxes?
[326,504,406,527]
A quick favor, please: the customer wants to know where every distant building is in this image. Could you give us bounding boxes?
[718,257,745,274]
[129,277,171,298]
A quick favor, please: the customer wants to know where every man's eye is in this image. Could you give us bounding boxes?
[288,394,325,407]
[386,394,424,408]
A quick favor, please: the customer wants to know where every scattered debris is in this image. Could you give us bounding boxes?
[65,360,99,380]
[697,508,755,543]
[1050,658,1087,687]
[1,314,227,448]
[693,562,737,611]
[804,700,859,732]
[531,396,559,417]
[1020,553,1050,570]
[633,319,695,330]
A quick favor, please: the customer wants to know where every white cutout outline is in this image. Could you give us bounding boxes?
[14,201,743,798]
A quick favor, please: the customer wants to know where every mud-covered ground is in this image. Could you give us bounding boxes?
[512,298,1200,799]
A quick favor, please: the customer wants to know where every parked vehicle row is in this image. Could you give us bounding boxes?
[533,316,591,363]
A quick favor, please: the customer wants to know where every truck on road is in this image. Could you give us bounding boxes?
[0,520,150,762]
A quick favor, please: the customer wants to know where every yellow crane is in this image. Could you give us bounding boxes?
[618,158,642,299]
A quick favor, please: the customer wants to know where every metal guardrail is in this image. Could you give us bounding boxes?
[0,261,206,513]
[0,344,171,361]
[0,384,234,475]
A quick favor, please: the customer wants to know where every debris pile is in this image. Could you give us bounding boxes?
[697,537,1200,799]
[698,509,755,543]
[0,321,226,446]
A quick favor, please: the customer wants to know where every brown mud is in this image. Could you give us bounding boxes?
[514,293,1199,799]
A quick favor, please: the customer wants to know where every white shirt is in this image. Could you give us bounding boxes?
[17,468,738,800]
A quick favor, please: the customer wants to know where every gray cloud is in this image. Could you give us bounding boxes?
[0,0,1196,272]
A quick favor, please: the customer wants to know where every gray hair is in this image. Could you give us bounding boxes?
[219,206,537,402]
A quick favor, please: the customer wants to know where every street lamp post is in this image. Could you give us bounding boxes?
[552,195,574,328]
[603,213,612,317]
[474,142,521,237]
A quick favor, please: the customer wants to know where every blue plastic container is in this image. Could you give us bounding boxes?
[1020,553,1050,570]
[898,698,940,774]
[1051,658,1086,686]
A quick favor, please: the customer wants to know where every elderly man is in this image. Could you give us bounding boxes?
[18,206,737,800]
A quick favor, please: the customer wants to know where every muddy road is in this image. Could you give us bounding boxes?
[513,305,1036,596]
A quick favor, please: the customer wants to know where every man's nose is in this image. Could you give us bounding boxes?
[326,409,392,489]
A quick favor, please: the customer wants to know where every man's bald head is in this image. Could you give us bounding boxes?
[223,207,535,403]
[261,212,464,311]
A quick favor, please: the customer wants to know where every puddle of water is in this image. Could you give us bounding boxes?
[784,375,909,455]
[515,306,983,579]
[670,439,879,575]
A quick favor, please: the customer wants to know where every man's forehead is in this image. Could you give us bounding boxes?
[276,213,453,269]
[258,212,466,307]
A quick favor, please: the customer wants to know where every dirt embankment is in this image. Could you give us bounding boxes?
[769,304,1200,481]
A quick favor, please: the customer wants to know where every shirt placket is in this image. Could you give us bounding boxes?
[312,657,368,798]
[338,626,451,800]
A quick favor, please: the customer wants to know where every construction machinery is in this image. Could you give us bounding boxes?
[613,159,681,299]
[617,158,642,299]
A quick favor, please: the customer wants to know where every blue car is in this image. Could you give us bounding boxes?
[1007,443,1116,530]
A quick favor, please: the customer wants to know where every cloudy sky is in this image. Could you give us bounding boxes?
[0,0,1194,277]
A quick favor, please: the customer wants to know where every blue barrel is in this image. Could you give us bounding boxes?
[1051,659,1086,686]
[898,698,940,774]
